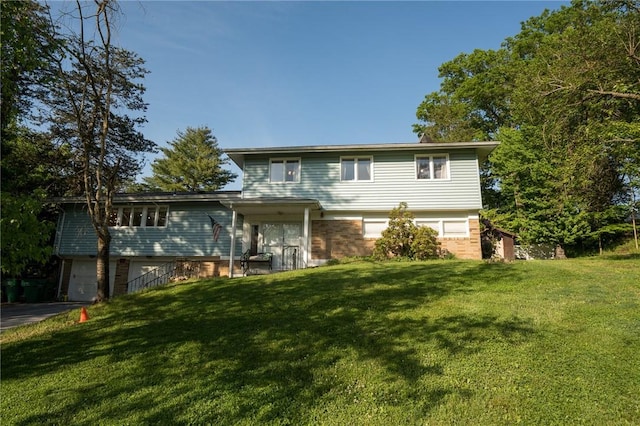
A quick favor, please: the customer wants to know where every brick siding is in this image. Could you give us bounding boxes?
[311,219,376,260]
[439,218,481,259]
[311,218,482,261]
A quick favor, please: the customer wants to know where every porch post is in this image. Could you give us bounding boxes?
[228,209,237,278]
[303,207,310,268]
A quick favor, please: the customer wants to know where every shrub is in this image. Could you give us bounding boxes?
[411,226,440,260]
[374,202,441,260]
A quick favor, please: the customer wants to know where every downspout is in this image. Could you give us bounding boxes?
[228,208,237,277]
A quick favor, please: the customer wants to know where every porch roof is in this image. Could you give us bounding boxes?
[221,197,322,216]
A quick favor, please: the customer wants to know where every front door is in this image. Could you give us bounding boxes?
[262,223,302,270]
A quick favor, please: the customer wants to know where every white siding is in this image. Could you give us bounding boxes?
[242,150,482,211]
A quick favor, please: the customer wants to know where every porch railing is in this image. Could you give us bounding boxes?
[283,246,299,271]
[126,260,202,294]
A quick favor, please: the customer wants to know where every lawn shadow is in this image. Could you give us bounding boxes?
[3,260,535,424]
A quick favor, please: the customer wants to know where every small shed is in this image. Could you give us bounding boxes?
[481,220,517,261]
[494,229,516,261]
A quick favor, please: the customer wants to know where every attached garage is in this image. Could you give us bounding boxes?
[67,259,116,302]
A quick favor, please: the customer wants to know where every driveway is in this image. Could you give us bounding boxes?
[1,302,86,332]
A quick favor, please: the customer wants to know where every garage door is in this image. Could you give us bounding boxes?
[67,260,116,302]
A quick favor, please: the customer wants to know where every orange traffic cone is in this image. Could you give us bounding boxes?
[79,306,89,323]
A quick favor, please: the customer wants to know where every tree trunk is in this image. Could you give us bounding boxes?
[632,211,639,251]
[96,232,111,302]
[554,244,567,259]
[598,235,603,255]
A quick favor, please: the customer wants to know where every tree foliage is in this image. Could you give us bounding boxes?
[143,126,237,192]
[0,192,54,277]
[373,203,440,260]
[416,0,640,254]
[413,48,513,142]
[0,1,72,277]
[42,0,154,300]
[0,0,60,138]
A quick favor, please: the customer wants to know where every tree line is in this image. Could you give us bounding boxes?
[413,0,639,256]
[1,1,234,300]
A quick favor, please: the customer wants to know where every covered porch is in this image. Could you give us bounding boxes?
[222,198,322,277]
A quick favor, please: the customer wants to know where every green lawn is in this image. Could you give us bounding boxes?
[2,257,639,425]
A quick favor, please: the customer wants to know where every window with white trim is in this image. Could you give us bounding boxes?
[270,158,300,182]
[415,220,440,234]
[442,220,468,237]
[416,154,449,180]
[362,219,387,238]
[108,205,169,227]
[341,157,372,181]
[414,219,468,238]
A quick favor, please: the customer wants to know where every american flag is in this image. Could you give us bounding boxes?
[207,214,222,242]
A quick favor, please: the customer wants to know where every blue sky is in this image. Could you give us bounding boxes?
[103,1,566,189]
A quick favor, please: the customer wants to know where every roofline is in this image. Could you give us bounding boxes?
[224,141,499,168]
[221,197,321,208]
[51,190,242,205]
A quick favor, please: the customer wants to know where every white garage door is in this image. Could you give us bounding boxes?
[68,260,116,302]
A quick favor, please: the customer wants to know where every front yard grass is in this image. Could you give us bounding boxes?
[2,256,639,425]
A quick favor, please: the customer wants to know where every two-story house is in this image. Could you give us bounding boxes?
[222,141,497,275]
[53,140,498,301]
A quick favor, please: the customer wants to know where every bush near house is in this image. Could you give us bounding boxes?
[374,202,441,260]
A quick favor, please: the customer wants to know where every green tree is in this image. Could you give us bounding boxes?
[418,0,640,254]
[143,126,237,192]
[0,0,60,141]
[0,192,54,277]
[413,48,513,142]
[45,0,154,301]
[373,203,440,260]
[0,1,71,278]
[505,0,640,253]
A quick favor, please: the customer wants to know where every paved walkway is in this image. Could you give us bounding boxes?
[0,302,86,332]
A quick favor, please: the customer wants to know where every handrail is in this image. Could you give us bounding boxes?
[126,260,203,294]
[127,261,176,294]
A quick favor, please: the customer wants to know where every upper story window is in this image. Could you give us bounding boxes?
[108,205,169,227]
[270,158,300,183]
[341,157,372,181]
[416,154,449,180]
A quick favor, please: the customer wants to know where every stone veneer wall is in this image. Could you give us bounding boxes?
[311,218,482,261]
